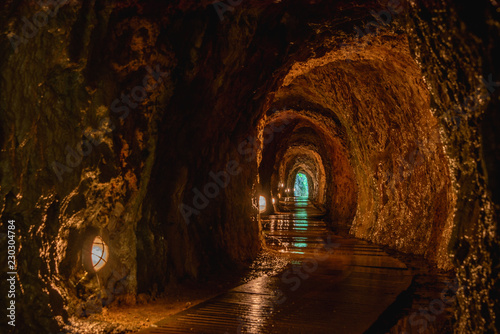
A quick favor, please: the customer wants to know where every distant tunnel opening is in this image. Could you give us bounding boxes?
[294,172,309,198]
[258,111,358,232]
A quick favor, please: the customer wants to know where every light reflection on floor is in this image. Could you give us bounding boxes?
[262,196,325,255]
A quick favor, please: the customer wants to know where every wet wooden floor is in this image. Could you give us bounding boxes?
[137,198,412,333]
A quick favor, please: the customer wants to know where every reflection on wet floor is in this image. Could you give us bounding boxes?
[263,196,326,255]
[139,198,412,334]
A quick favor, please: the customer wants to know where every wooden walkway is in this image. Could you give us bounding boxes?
[138,198,412,333]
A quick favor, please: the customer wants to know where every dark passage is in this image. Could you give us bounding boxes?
[0,1,498,333]
[139,198,411,333]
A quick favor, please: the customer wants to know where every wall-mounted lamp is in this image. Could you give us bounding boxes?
[82,235,109,273]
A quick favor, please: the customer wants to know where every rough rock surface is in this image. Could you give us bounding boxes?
[260,34,455,270]
[404,1,500,332]
[0,0,498,333]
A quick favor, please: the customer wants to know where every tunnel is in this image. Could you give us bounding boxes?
[293,172,309,198]
[0,0,499,333]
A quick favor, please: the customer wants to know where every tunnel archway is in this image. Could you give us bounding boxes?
[260,34,456,267]
[259,110,358,231]
[258,195,267,213]
[2,1,498,332]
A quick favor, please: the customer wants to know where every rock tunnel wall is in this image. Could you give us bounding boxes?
[404,0,500,332]
[0,1,175,330]
[0,0,498,333]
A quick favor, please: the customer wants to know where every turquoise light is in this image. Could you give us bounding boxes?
[294,172,309,197]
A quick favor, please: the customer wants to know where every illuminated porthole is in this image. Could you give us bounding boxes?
[91,236,109,272]
[259,196,266,213]
[83,235,109,273]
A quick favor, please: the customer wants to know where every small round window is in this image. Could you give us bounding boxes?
[90,236,109,272]
[259,196,266,213]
